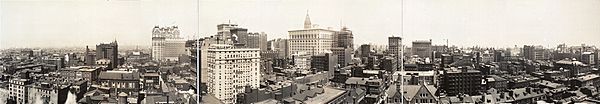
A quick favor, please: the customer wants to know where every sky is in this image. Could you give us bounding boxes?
[2,0,600,49]
[1,0,199,49]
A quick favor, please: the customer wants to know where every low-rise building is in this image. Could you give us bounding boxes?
[572,74,600,88]
[98,70,140,95]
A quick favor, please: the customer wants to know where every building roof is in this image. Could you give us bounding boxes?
[303,87,345,104]
[401,84,437,101]
[556,60,587,66]
[577,74,600,82]
[535,80,564,89]
[345,77,367,85]
[489,75,507,82]
[98,71,139,80]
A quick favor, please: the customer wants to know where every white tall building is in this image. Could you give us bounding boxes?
[8,78,29,104]
[152,25,186,62]
[207,44,260,104]
[288,13,336,57]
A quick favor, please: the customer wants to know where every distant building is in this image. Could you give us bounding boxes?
[388,36,402,56]
[207,44,260,104]
[581,52,596,65]
[359,44,372,58]
[96,40,119,69]
[267,38,289,59]
[412,40,432,58]
[523,45,551,61]
[84,46,96,66]
[244,32,268,52]
[152,25,186,62]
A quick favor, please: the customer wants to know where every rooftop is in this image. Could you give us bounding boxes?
[577,74,600,82]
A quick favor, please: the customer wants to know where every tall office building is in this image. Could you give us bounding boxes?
[216,24,238,44]
[84,46,96,66]
[388,36,402,56]
[207,44,260,104]
[334,27,354,49]
[152,25,186,62]
[331,27,354,67]
[267,38,289,59]
[288,12,336,57]
[259,33,268,52]
[245,32,268,51]
[412,40,432,58]
[96,40,118,69]
[389,36,402,71]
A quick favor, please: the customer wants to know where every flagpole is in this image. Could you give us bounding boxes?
[196,0,201,103]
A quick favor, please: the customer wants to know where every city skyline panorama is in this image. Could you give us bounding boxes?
[2,0,600,49]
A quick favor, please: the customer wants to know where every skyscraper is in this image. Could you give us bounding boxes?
[96,40,118,69]
[245,32,267,51]
[388,36,402,56]
[288,12,336,57]
[332,27,354,67]
[334,27,354,49]
[206,44,260,104]
[152,25,186,62]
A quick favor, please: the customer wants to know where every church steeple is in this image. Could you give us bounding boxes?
[304,10,312,29]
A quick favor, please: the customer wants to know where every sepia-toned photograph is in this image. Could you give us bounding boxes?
[1,0,600,104]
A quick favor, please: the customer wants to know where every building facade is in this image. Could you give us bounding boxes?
[388,36,402,56]
[331,27,354,67]
[207,44,261,104]
[98,70,141,95]
[267,38,289,59]
[8,78,30,104]
[96,41,118,69]
[152,25,186,62]
[288,13,337,57]
[412,40,432,58]
[441,67,482,96]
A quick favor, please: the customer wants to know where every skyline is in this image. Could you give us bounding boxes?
[2,0,600,49]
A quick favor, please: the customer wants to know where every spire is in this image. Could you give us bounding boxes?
[304,10,312,29]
